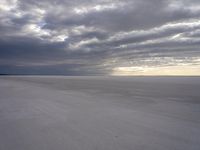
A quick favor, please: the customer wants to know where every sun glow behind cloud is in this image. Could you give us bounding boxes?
[112,65,200,76]
[111,57,200,76]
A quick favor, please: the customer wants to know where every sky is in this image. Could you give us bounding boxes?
[0,0,200,75]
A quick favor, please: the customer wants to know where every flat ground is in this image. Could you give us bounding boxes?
[0,76,200,150]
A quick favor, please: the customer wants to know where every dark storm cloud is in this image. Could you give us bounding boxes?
[0,0,200,75]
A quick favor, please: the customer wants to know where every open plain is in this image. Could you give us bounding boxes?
[0,76,200,150]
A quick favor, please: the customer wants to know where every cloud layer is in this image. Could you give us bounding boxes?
[0,0,200,75]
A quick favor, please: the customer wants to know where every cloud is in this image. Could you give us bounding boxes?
[0,0,200,75]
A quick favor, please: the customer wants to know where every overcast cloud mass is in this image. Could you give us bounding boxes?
[0,0,200,75]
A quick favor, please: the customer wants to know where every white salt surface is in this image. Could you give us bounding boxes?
[0,76,200,150]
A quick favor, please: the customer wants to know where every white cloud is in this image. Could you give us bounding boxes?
[73,2,123,15]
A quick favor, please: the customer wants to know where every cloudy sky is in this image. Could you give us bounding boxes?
[0,0,200,75]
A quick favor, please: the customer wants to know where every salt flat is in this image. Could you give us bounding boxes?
[0,76,200,150]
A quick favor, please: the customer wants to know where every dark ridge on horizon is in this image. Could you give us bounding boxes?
[0,74,200,77]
